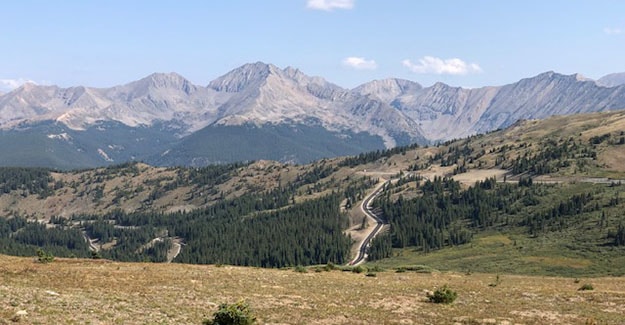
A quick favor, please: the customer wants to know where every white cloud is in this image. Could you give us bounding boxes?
[402,56,482,75]
[342,56,377,70]
[0,78,36,92]
[307,0,354,11]
[604,27,623,35]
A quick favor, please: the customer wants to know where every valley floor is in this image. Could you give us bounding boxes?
[1,255,624,324]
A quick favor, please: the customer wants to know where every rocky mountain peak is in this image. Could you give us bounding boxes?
[354,78,422,103]
[511,71,599,92]
[282,66,302,78]
[19,82,39,91]
[430,81,455,89]
[536,70,556,79]
[573,73,592,82]
[208,61,280,92]
[134,72,196,94]
[597,72,625,87]
[3,62,625,167]
[2,83,57,102]
[281,66,327,86]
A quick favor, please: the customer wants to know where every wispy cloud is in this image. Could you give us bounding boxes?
[307,0,355,11]
[402,56,482,75]
[342,56,377,70]
[0,78,35,92]
[604,27,623,35]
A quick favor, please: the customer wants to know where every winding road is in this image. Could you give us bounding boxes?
[349,180,389,266]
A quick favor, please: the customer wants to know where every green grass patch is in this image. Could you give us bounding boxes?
[367,182,625,277]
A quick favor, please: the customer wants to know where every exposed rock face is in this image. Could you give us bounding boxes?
[2,62,625,167]
[597,72,625,87]
[389,72,625,140]
[0,63,424,147]
[353,78,422,103]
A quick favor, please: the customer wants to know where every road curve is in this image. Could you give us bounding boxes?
[349,180,389,266]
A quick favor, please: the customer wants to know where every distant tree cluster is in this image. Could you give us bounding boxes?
[611,223,625,246]
[522,192,599,235]
[429,144,473,168]
[507,138,596,175]
[185,162,250,187]
[373,176,502,255]
[0,167,54,197]
[174,194,350,267]
[0,216,89,257]
[368,234,393,260]
[339,143,419,167]
[293,163,337,187]
[67,174,355,266]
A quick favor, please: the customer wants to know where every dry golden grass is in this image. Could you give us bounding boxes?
[598,145,625,173]
[1,254,625,324]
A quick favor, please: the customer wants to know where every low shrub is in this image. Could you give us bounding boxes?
[368,265,384,272]
[203,301,256,325]
[402,265,435,273]
[578,283,594,291]
[351,265,365,274]
[36,249,54,264]
[427,285,457,304]
[324,262,336,271]
[294,265,307,273]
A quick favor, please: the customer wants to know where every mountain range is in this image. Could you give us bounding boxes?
[1,62,625,169]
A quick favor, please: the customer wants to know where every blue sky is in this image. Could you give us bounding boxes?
[1,0,624,91]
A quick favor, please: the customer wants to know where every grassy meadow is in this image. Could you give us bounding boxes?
[2,254,625,324]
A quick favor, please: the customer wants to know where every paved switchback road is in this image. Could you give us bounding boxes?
[349,180,389,266]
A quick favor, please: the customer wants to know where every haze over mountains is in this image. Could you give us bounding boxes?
[1,62,625,169]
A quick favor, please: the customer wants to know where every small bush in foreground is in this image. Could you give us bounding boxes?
[203,301,256,325]
[488,274,501,287]
[294,265,307,273]
[368,265,384,272]
[324,262,336,271]
[351,265,365,273]
[401,265,436,273]
[427,285,457,304]
[578,283,594,291]
[36,249,54,264]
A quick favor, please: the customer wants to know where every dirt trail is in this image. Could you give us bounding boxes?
[166,238,183,263]
[82,232,100,252]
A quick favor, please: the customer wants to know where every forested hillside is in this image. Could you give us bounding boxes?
[368,176,625,274]
[1,111,625,273]
[0,159,376,267]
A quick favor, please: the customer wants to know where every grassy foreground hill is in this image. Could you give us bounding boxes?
[1,254,625,324]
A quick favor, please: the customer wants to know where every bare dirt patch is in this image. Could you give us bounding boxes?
[452,169,508,184]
